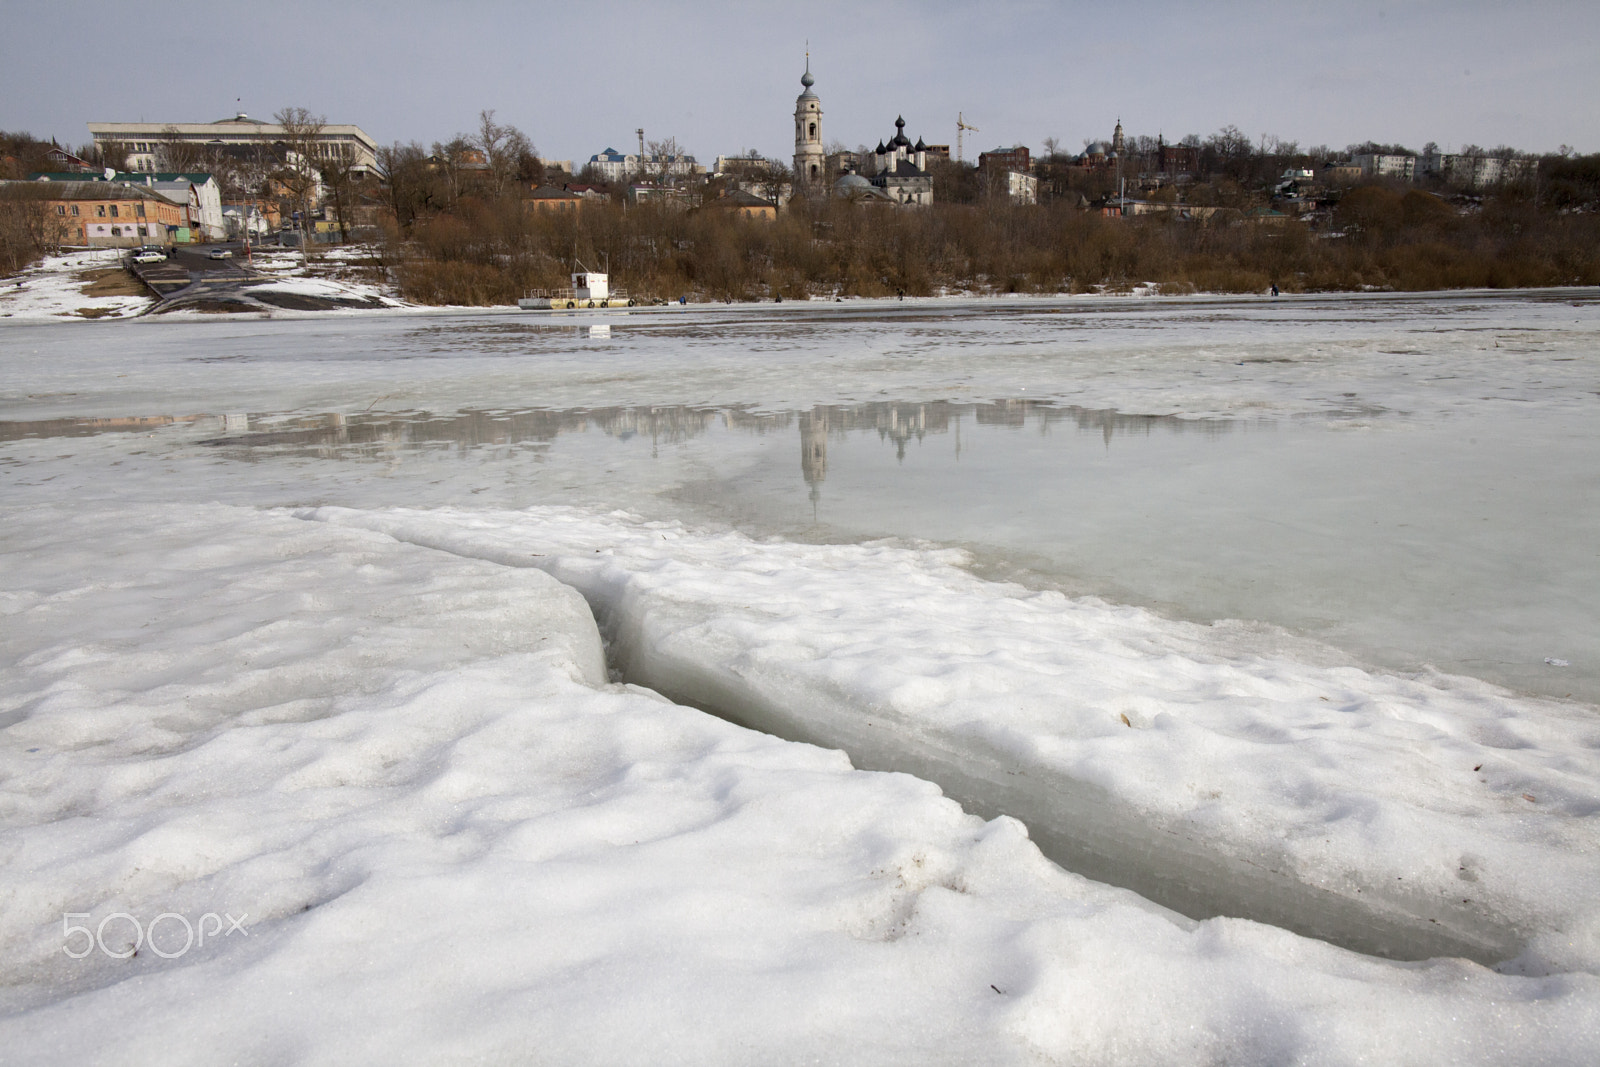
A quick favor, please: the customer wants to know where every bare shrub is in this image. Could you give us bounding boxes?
[383,182,1600,304]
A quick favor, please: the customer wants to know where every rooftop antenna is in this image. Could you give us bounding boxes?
[957,112,979,163]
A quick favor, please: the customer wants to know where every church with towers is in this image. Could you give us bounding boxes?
[867,116,934,206]
[791,58,933,205]
[792,57,825,190]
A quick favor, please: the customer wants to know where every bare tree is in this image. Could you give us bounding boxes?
[275,107,327,255]
[218,143,272,201]
[75,139,128,173]
[217,143,273,246]
[429,135,476,209]
[155,125,206,173]
[721,154,790,203]
[321,142,363,243]
[376,141,432,231]
[474,109,538,199]
[0,131,63,178]
[0,185,69,273]
[646,136,686,185]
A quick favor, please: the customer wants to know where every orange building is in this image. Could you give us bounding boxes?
[709,188,778,220]
[0,180,192,245]
[521,185,584,213]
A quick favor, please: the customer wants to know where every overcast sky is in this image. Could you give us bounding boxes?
[5,0,1597,163]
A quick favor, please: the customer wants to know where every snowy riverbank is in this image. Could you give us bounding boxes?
[2,294,1597,1063]
[0,245,407,321]
[3,501,1595,1065]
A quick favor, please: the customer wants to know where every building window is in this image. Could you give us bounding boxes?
[138,225,147,236]
[110,205,119,218]
[111,226,122,237]
[136,203,145,217]
[71,205,79,216]
[97,205,105,217]
[56,205,66,215]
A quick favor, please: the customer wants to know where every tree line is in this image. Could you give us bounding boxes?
[382,183,1600,306]
[6,116,1600,299]
[345,117,1600,302]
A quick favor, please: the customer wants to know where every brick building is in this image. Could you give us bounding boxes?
[978,146,1031,174]
[0,180,192,246]
[521,185,584,213]
[1157,141,1199,176]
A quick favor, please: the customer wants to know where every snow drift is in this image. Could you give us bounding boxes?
[306,504,1600,974]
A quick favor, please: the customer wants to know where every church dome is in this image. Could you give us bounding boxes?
[833,172,872,196]
[797,60,817,101]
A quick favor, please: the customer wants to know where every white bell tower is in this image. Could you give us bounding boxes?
[793,54,824,191]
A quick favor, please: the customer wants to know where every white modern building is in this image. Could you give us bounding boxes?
[587,148,636,181]
[715,152,768,176]
[586,147,702,183]
[999,169,1038,205]
[222,203,271,238]
[88,114,378,177]
[1351,153,1417,182]
[1420,152,1535,189]
[144,175,223,240]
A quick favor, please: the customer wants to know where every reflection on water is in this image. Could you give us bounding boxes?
[1,397,1592,705]
[7,398,1250,484]
[197,406,729,453]
[0,415,205,441]
[172,399,1239,466]
[1,399,1233,453]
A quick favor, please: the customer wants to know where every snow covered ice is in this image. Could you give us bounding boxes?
[2,292,1599,1063]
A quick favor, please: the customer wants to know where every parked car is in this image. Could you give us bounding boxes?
[208,248,233,260]
[131,251,165,264]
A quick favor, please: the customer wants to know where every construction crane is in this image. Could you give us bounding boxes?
[957,113,979,163]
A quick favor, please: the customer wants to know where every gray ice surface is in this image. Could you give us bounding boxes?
[3,291,1597,703]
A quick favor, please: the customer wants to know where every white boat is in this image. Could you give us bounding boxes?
[518,267,636,310]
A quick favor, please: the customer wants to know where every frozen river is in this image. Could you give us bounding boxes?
[4,291,1600,1063]
[7,291,1596,702]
